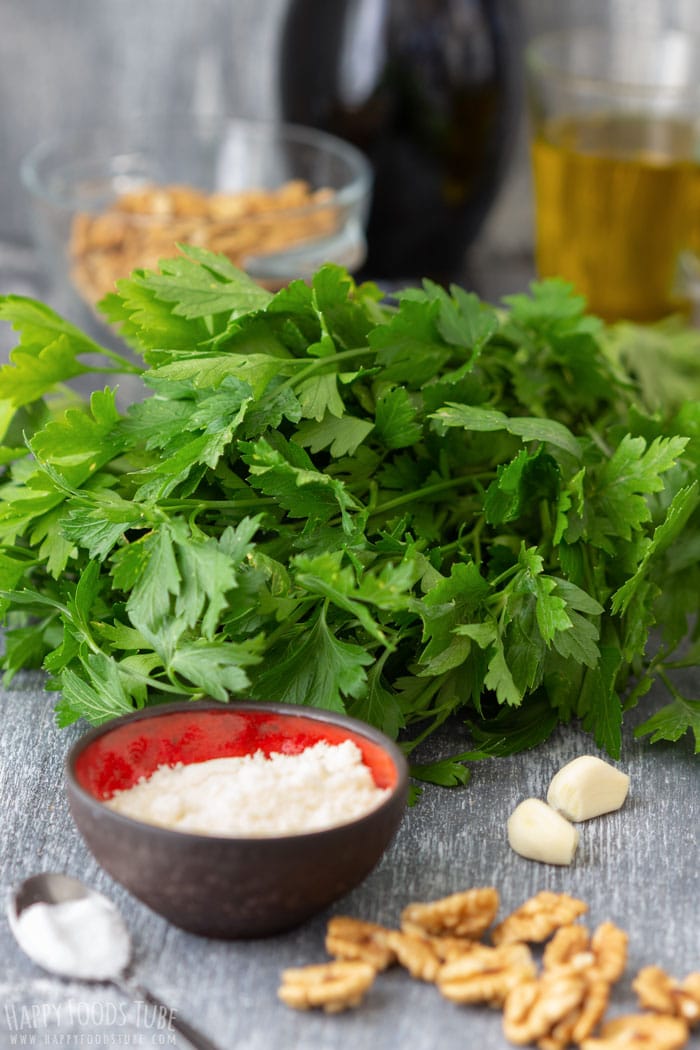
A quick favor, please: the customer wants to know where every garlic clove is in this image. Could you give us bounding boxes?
[507,798,579,866]
[547,755,630,822]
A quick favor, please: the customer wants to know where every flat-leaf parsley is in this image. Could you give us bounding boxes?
[0,251,699,782]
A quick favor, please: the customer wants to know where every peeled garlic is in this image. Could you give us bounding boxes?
[547,755,630,822]
[507,798,579,866]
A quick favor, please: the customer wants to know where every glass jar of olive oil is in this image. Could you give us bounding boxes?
[527,28,700,323]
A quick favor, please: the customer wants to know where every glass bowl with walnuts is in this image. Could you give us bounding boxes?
[21,115,373,315]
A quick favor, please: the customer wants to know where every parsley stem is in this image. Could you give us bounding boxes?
[124,670,201,696]
[160,497,275,510]
[402,697,456,753]
[657,667,686,703]
[487,563,520,590]
[283,346,372,390]
[76,338,144,374]
[87,362,143,376]
[621,644,674,710]
[438,518,486,562]
[369,476,478,517]
[264,599,318,647]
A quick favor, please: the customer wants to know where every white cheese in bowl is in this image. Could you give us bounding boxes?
[104,739,390,836]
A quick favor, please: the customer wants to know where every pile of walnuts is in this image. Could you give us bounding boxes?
[69,179,339,304]
[278,888,699,1049]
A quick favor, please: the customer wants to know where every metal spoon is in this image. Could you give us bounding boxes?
[8,872,222,1050]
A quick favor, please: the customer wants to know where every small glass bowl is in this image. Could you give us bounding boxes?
[21,115,373,319]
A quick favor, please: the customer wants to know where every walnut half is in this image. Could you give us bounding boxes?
[492,892,588,946]
[437,942,536,1008]
[633,966,700,1027]
[325,916,396,971]
[277,960,376,1013]
[543,922,628,984]
[502,969,590,1046]
[401,886,500,940]
[384,930,444,983]
[579,1012,690,1049]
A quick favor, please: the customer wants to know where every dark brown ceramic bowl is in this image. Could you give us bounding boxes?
[65,701,408,939]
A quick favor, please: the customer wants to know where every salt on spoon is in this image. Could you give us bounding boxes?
[8,872,221,1050]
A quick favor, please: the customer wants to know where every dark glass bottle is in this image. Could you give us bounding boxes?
[278,0,520,283]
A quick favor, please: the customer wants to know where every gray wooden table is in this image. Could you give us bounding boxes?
[1,670,698,1050]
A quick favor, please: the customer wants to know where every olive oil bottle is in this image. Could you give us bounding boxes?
[278,0,520,283]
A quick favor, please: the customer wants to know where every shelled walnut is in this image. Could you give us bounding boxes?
[325,916,396,971]
[501,941,621,1050]
[491,892,588,946]
[437,943,536,1007]
[543,922,628,984]
[383,928,484,980]
[277,960,376,1013]
[401,886,500,940]
[632,966,700,1027]
[579,1012,690,1049]
[502,969,592,1046]
[384,929,444,982]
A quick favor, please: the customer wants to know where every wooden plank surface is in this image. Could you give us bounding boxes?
[1,671,698,1049]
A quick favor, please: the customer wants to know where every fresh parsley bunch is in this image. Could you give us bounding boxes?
[0,248,698,783]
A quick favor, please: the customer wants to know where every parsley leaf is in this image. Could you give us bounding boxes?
[252,606,373,712]
[635,696,700,753]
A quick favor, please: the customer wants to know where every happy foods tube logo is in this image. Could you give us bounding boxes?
[3,997,177,1046]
